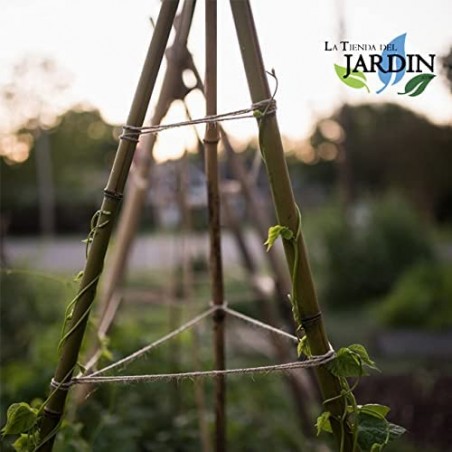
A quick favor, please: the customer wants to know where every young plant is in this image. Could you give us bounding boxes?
[267,224,406,451]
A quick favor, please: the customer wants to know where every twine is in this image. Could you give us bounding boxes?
[71,350,335,385]
[120,99,276,142]
[222,306,298,343]
[70,303,335,386]
[83,305,219,378]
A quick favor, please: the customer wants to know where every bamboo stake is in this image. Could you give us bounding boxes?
[178,151,213,452]
[204,1,226,450]
[181,60,320,436]
[221,191,317,439]
[221,130,294,324]
[186,103,317,438]
[73,1,198,405]
[36,2,179,449]
[96,0,197,336]
[185,102,318,438]
[229,1,354,450]
[173,52,294,326]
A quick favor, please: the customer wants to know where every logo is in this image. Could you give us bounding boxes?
[325,34,436,96]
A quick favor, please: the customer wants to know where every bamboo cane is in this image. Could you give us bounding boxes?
[183,103,318,439]
[178,151,213,452]
[221,191,317,439]
[176,57,295,328]
[204,1,226,450]
[183,103,319,439]
[72,1,198,406]
[36,2,179,449]
[96,0,197,337]
[221,130,294,325]
[229,1,355,450]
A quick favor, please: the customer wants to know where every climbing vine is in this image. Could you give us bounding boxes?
[1,210,112,451]
[265,223,406,451]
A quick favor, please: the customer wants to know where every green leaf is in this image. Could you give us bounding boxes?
[357,413,388,450]
[328,344,379,377]
[398,73,436,97]
[2,403,38,436]
[348,344,379,371]
[359,404,391,419]
[327,347,364,377]
[264,225,293,251]
[334,64,370,92]
[357,413,406,451]
[297,336,311,358]
[315,411,333,436]
[12,432,39,452]
[12,434,32,452]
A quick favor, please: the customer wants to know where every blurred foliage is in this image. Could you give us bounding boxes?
[310,103,452,222]
[1,263,449,450]
[1,270,306,451]
[0,271,75,451]
[1,108,117,233]
[0,271,74,363]
[309,195,436,308]
[378,263,452,331]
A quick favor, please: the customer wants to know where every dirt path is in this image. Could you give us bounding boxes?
[4,231,268,273]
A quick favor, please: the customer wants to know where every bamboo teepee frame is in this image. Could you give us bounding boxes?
[37,1,354,450]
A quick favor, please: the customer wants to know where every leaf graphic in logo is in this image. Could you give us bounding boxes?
[377,33,407,94]
[398,73,436,97]
[334,64,370,92]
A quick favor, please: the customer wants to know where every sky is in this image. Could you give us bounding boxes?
[1,0,451,162]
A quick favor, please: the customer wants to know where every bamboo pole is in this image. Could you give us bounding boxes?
[175,54,295,326]
[221,192,317,439]
[181,61,320,433]
[96,0,197,334]
[204,1,226,450]
[229,1,354,450]
[178,151,213,452]
[185,103,318,438]
[72,1,199,406]
[221,130,294,325]
[36,2,179,449]
[176,46,295,326]
[186,105,318,438]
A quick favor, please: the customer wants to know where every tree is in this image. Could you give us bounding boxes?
[309,103,452,221]
[1,108,117,234]
[0,57,72,235]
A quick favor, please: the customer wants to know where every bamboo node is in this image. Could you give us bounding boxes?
[300,311,323,328]
[103,189,124,201]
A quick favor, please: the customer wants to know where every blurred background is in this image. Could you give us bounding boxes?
[1,1,452,451]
